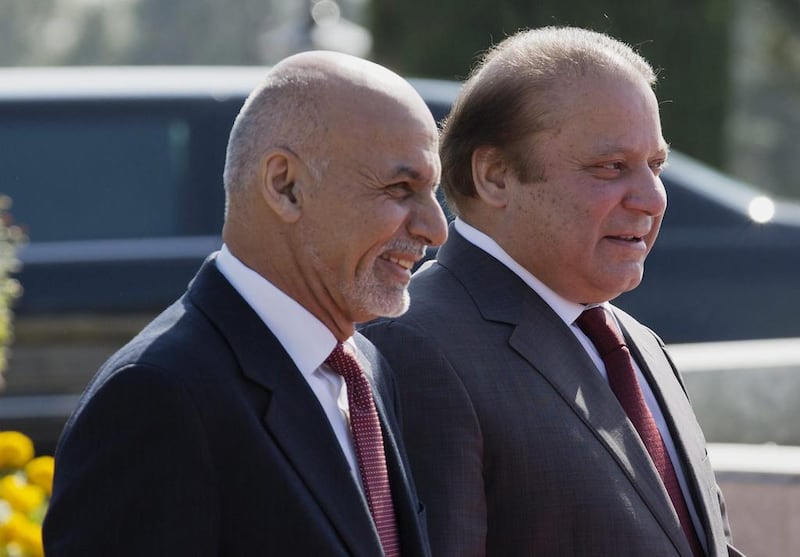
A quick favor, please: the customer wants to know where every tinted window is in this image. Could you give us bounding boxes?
[1,110,192,242]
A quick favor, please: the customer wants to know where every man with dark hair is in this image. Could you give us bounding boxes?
[362,27,744,557]
[44,51,447,556]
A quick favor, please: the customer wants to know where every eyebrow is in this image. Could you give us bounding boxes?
[590,141,671,159]
[388,164,423,181]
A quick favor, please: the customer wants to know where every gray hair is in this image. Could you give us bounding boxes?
[223,70,326,211]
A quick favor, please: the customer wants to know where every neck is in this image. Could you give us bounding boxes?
[269,267,356,343]
[224,229,355,343]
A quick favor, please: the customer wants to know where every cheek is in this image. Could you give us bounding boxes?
[350,213,402,263]
[516,184,559,221]
[650,213,665,238]
[543,193,592,240]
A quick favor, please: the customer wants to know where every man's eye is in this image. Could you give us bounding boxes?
[650,159,667,174]
[386,183,413,197]
[589,162,624,178]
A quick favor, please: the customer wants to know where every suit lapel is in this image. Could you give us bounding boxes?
[354,334,429,557]
[507,300,689,555]
[259,390,381,556]
[616,311,724,555]
[187,257,382,557]
[616,311,708,463]
[438,231,691,556]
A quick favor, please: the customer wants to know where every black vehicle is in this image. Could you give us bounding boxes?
[1,66,799,451]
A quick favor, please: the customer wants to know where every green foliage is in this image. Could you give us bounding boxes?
[370,0,732,168]
[0,197,24,385]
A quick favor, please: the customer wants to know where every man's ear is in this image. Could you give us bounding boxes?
[258,148,303,223]
[471,146,511,209]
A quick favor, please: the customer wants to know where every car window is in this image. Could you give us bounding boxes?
[0,109,193,242]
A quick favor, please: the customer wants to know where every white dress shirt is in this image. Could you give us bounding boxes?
[454,218,707,549]
[215,245,363,488]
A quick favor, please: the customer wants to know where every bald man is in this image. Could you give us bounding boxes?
[43,51,447,556]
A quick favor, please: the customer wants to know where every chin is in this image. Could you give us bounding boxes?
[611,278,643,299]
[585,276,642,303]
[354,290,410,322]
[375,294,410,318]
[611,265,644,289]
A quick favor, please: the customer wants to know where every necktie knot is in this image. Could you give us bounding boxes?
[576,306,627,357]
[326,343,362,382]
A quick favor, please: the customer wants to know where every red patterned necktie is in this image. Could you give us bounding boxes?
[326,343,401,557]
[576,307,705,557]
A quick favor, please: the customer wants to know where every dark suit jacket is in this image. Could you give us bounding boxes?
[43,256,430,556]
[361,227,744,557]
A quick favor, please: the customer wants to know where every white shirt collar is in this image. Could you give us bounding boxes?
[215,245,338,377]
[454,218,607,326]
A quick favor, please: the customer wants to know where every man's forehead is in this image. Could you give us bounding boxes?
[585,136,670,155]
[543,75,664,148]
[383,155,441,184]
[549,69,657,110]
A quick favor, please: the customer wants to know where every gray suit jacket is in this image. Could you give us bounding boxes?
[361,227,744,557]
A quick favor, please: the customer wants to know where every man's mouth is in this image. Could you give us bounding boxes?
[381,254,415,270]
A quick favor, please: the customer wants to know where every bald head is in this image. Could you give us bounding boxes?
[223,51,433,209]
[276,50,424,100]
[220,51,446,340]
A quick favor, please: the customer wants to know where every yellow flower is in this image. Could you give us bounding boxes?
[0,510,43,557]
[0,476,44,516]
[0,433,34,470]
[0,432,48,557]
[23,458,53,497]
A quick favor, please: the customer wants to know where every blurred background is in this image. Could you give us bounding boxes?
[1,2,799,555]
[2,0,800,201]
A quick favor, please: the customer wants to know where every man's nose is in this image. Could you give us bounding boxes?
[410,192,448,247]
[625,167,667,217]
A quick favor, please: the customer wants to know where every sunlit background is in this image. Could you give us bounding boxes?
[1,5,799,557]
[2,0,800,204]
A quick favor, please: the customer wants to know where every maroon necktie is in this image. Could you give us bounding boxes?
[326,343,401,557]
[576,307,705,557]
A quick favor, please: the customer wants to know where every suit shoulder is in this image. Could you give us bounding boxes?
[359,318,459,388]
[360,318,430,345]
[358,314,446,368]
[90,295,236,398]
[409,259,459,290]
[611,304,666,347]
[352,331,392,382]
